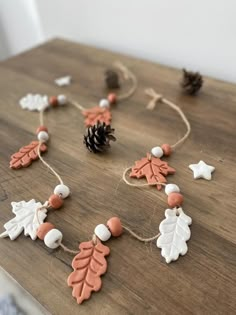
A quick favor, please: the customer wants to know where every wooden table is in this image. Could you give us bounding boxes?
[0,39,235,315]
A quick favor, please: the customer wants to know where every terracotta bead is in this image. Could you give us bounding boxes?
[36,126,48,134]
[107,217,123,237]
[161,144,172,156]
[37,222,55,240]
[48,194,63,209]
[168,192,184,208]
[49,96,58,107]
[107,93,117,104]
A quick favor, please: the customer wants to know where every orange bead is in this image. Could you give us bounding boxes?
[36,125,48,134]
[107,217,123,237]
[48,194,63,209]
[168,192,184,208]
[37,222,55,240]
[107,93,117,104]
[161,144,172,156]
[49,96,58,107]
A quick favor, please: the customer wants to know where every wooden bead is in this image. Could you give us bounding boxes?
[37,131,49,142]
[165,184,180,196]
[161,144,172,156]
[44,228,63,249]
[54,184,70,199]
[107,217,123,237]
[168,192,184,208]
[36,126,48,134]
[37,222,55,240]
[48,194,63,209]
[94,224,111,242]
[107,93,117,104]
[151,146,164,158]
[49,96,58,107]
[99,99,110,108]
[57,94,67,105]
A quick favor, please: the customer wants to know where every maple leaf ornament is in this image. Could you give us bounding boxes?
[0,199,47,240]
[130,153,176,190]
[82,106,112,127]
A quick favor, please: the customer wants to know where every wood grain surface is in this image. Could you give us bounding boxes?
[0,39,235,315]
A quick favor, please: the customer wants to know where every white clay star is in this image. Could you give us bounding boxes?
[55,75,72,86]
[189,160,215,180]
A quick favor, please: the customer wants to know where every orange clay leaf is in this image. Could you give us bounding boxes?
[130,153,176,190]
[67,239,110,304]
[10,141,47,169]
[82,106,112,127]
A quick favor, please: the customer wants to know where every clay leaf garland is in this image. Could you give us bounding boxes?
[0,200,47,240]
[157,208,192,263]
[82,106,112,127]
[10,141,47,169]
[130,153,176,190]
[67,239,110,304]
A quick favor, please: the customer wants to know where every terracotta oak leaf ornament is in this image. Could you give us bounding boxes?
[130,153,175,190]
[67,239,110,304]
[82,106,112,127]
[10,141,47,169]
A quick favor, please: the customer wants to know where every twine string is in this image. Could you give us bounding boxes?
[37,141,64,185]
[145,88,191,150]
[122,167,166,188]
[69,62,137,113]
[123,225,160,242]
[114,61,138,101]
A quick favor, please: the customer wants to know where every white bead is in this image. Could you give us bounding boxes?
[165,184,180,196]
[54,184,70,199]
[99,99,110,108]
[151,146,164,158]
[57,94,67,105]
[94,224,111,242]
[37,131,49,142]
[44,229,63,249]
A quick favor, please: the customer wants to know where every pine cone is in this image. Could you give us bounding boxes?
[84,122,116,153]
[105,69,120,89]
[181,69,203,95]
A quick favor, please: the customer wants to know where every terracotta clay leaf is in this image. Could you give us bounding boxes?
[67,239,110,304]
[130,153,176,190]
[10,141,47,169]
[82,106,112,127]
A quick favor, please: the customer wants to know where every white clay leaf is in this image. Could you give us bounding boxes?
[55,75,71,86]
[19,94,49,111]
[0,199,47,240]
[157,208,192,263]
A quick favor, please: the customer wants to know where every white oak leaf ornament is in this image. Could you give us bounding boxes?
[157,208,192,263]
[19,94,49,111]
[0,200,47,240]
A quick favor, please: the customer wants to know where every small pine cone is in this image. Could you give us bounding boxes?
[105,69,120,89]
[181,69,203,95]
[84,122,116,153]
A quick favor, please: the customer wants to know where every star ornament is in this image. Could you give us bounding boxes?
[189,160,215,180]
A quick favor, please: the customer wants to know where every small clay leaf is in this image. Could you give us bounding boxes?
[67,239,110,304]
[10,141,47,169]
[82,106,112,127]
[19,94,49,111]
[157,208,192,263]
[130,153,176,190]
[0,199,47,240]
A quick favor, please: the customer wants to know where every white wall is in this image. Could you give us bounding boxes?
[0,0,236,83]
